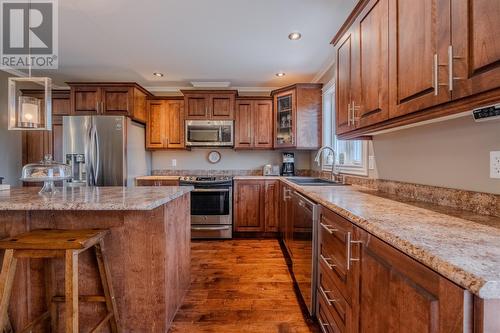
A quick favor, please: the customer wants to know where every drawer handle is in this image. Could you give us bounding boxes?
[320,254,336,270]
[318,316,330,333]
[319,286,337,306]
[320,222,338,234]
[346,231,362,270]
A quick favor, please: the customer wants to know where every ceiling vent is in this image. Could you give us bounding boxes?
[190,81,231,88]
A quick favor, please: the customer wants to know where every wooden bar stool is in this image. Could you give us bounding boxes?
[0,229,119,333]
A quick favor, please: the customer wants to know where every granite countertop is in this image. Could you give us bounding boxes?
[280,178,500,299]
[0,186,193,211]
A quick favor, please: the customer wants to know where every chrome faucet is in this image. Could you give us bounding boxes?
[314,145,342,182]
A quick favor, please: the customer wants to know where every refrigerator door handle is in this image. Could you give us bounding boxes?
[93,125,100,184]
[86,122,95,186]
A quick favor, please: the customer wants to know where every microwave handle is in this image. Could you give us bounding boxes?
[218,126,222,142]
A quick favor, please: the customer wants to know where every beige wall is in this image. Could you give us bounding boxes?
[152,149,311,172]
[372,116,500,194]
[0,71,22,186]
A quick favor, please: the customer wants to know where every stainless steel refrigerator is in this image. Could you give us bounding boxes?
[63,116,151,187]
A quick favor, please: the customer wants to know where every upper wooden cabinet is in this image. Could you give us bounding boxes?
[234,98,273,149]
[146,98,185,150]
[451,0,500,99]
[271,84,322,150]
[333,0,500,139]
[181,90,236,120]
[388,0,450,118]
[67,83,151,123]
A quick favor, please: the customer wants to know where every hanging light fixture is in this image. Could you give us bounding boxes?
[8,77,52,130]
[7,0,52,131]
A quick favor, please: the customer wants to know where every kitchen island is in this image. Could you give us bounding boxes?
[0,186,192,332]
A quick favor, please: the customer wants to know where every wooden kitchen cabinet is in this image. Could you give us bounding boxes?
[316,205,470,333]
[388,0,450,118]
[355,0,389,128]
[146,98,185,150]
[335,26,357,135]
[264,180,279,232]
[332,0,500,139]
[450,0,500,100]
[234,179,279,234]
[68,82,151,122]
[234,98,273,149]
[272,84,322,150]
[358,228,469,332]
[182,90,237,120]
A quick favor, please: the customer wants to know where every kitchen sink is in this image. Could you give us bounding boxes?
[286,177,347,186]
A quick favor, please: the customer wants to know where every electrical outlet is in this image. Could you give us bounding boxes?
[368,156,375,170]
[172,159,177,167]
[491,151,500,179]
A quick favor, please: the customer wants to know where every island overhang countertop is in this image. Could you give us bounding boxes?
[0,186,193,211]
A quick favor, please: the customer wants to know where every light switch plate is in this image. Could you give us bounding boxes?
[491,151,500,179]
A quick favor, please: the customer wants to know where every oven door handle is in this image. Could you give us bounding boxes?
[192,226,231,231]
[192,188,230,192]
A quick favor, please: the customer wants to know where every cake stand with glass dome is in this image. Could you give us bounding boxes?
[20,154,72,194]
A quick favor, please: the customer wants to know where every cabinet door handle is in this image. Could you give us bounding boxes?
[320,254,337,270]
[320,222,338,234]
[347,102,352,126]
[96,101,100,113]
[448,45,465,91]
[352,101,360,125]
[319,286,338,306]
[318,317,330,333]
[346,231,362,270]
[433,53,439,96]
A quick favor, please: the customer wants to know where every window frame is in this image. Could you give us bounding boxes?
[321,81,368,176]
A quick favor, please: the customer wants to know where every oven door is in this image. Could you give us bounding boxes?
[191,188,232,225]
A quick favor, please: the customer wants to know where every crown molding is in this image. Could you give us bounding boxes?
[311,51,336,83]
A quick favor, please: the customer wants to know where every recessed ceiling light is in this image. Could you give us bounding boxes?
[276,72,286,77]
[288,32,302,40]
[153,72,164,78]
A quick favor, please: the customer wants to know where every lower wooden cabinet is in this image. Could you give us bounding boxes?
[358,230,468,332]
[316,206,471,333]
[146,98,185,149]
[234,179,279,233]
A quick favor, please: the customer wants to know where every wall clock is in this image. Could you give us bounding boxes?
[207,151,221,164]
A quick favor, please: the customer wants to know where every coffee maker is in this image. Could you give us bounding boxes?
[281,152,295,176]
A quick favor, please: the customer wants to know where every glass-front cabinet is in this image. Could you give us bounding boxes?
[274,89,296,148]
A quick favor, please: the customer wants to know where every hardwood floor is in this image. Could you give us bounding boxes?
[169,239,319,333]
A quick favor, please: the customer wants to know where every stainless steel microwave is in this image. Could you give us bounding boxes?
[185,120,234,147]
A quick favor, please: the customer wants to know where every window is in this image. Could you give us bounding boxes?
[321,83,368,176]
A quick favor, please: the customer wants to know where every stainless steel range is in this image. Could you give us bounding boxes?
[179,176,233,239]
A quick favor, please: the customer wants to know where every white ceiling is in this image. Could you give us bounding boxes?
[31,0,357,90]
